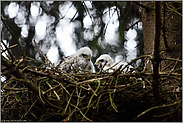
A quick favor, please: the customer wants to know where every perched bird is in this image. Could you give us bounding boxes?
[95,54,134,73]
[59,47,95,73]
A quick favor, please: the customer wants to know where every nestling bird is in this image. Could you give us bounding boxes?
[95,54,115,73]
[95,54,134,73]
[59,47,95,73]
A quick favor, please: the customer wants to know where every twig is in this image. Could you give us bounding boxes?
[1,16,25,56]
[125,19,142,31]
[161,57,182,62]
[99,61,108,73]
[1,39,15,62]
[119,54,152,73]
[77,76,112,85]
[161,60,175,72]
[165,2,182,16]
[133,100,182,120]
[132,1,153,12]
[46,81,60,100]
[42,84,60,95]
[1,55,41,95]
[109,92,118,112]
[103,8,118,36]
[64,90,74,114]
[87,80,100,108]
[53,79,71,95]
[20,99,37,120]
[70,103,93,122]
[33,38,54,67]
[87,84,98,96]
[167,55,180,76]
[60,2,74,19]
[115,83,131,88]
[69,9,79,22]
[15,58,24,70]
[4,87,28,91]
[38,81,45,104]
[63,87,83,122]
[82,1,94,24]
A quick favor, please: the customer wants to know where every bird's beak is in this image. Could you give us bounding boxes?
[94,62,98,66]
[87,56,91,61]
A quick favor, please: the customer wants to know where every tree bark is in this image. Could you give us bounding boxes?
[141,1,182,121]
[153,1,161,107]
[141,1,182,72]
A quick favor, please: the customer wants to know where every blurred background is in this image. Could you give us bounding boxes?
[1,1,144,69]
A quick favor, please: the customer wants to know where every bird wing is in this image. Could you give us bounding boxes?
[59,54,76,72]
[83,60,95,72]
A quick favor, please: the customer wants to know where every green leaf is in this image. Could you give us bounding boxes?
[15,94,20,102]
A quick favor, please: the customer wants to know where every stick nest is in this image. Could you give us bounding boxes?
[1,54,182,122]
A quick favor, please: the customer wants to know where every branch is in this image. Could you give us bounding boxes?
[132,1,153,12]
[1,39,16,62]
[125,19,142,31]
[1,16,25,56]
[1,55,41,95]
[77,76,112,85]
[33,38,54,67]
[133,100,182,120]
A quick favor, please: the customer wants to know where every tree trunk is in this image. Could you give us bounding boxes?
[141,1,182,72]
[141,1,182,121]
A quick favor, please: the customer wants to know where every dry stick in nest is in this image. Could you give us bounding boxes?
[1,55,40,96]
[82,76,124,121]
[63,90,74,115]
[87,84,98,96]
[2,49,181,121]
[133,100,182,120]
[76,70,181,96]
[87,80,101,108]
[33,38,54,67]
[20,99,37,120]
[100,60,122,74]
[46,81,60,100]
[119,54,153,73]
[63,87,93,122]
[77,76,112,85]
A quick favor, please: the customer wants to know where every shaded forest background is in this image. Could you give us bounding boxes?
[1,1,143,67]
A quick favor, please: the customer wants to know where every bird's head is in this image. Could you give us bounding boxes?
[77,47,92,61]
[95,54,114,69]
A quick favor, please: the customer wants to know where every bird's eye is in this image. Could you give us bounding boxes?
[81,53,88,58]
[99,59,104,62]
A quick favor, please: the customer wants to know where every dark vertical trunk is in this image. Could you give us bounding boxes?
[153,1,161,107]
[141,1,182,121]
[152,2,163,121]
[141,1,182,72]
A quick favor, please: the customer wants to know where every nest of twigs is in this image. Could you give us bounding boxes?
[1,53,182,122]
